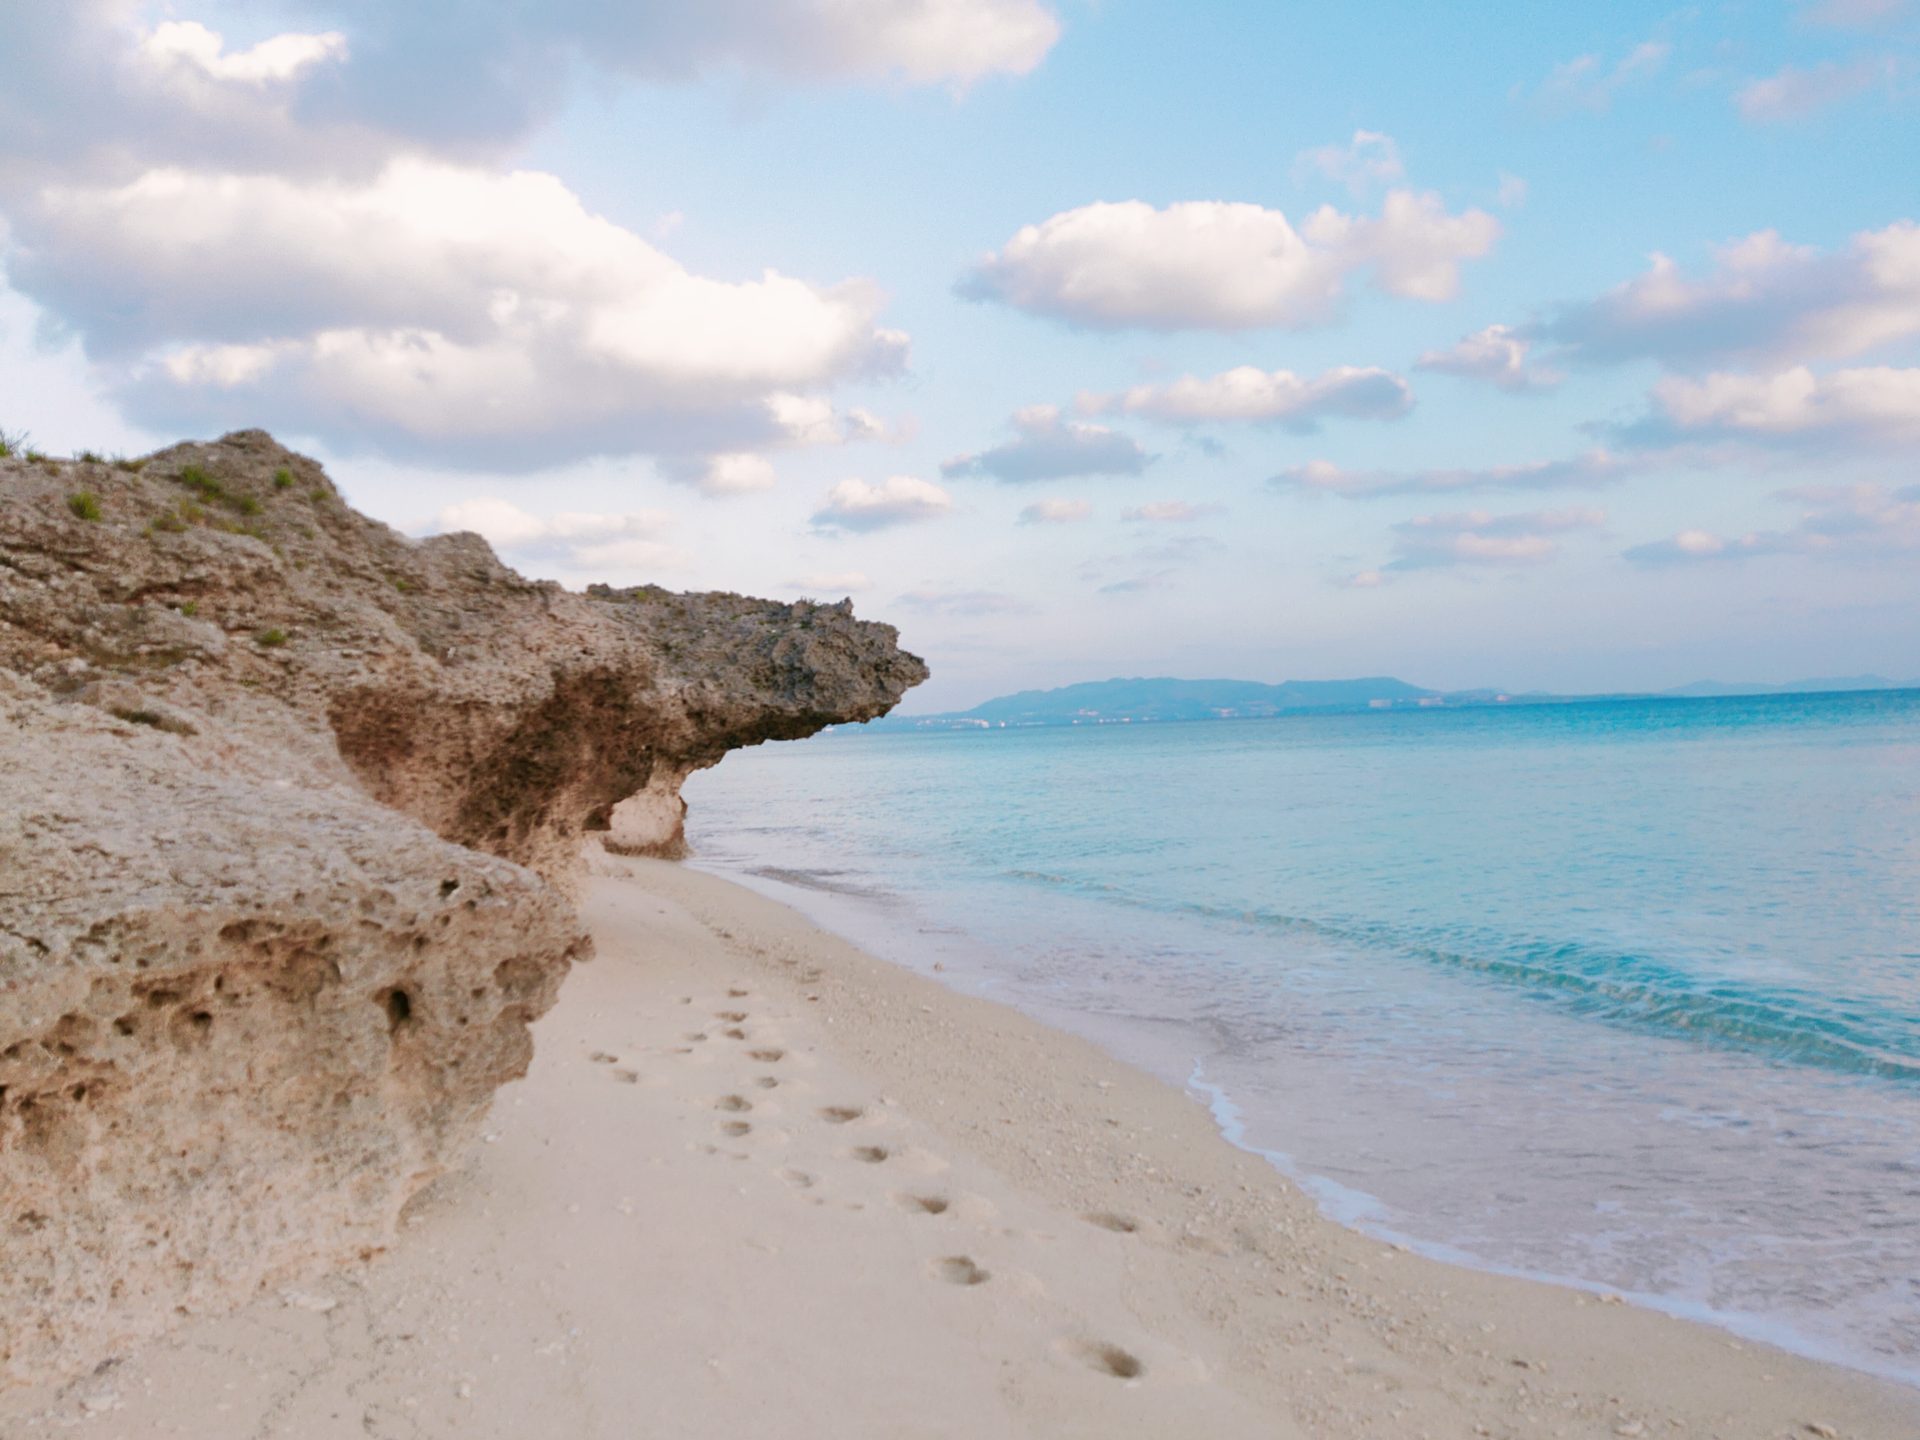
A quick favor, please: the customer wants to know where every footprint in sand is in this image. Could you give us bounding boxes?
[849,1145,890,1165]
[1083,1213,1139,1234]
[931,1256,990,1286]
[778,1168,815,1190]
[753,1077,780,1090]
[818,1106,865,1125]
[748,1048,785,1064]
[893,1193,950,1215]
[719,1121,752,1138]
[728,988,750,998]
[716,1011,749,1024]
[722,1028,748,1040]
[1065,1340,1144,1380]
[715,1095,753,1113]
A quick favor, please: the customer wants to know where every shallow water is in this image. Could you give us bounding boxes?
[682,691,1920,1382]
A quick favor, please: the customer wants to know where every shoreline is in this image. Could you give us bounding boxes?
[6,853,1914,1438]
[683,842,1920,1390]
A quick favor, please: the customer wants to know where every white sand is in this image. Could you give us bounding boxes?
[6,854,1915,1439]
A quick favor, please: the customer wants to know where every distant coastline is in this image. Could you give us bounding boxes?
[869,673,1920,730]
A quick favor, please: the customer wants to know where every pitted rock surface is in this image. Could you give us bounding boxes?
[0,431,925,1386]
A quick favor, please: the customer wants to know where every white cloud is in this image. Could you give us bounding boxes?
[1274,450,1631,499]
[1123,500,1218,524]
[1539,221,1920,368]
[960,193,1499,331]
[1019,498,1093,524]
[1416,324,1562,392]
[1651,365,1920,444]
[1624,484,1920,563]
[0,3,1062,183]
[143,21,349,86]
[660,452,780,495]
[1529,41,1671,113]
[1086,365,1412,427]
[1735,58,1891,122]
[785,570,873,594]
[1294,130,1404,195]
[811,476,953,531]
[943,405,1151,482]
[431,497,687,577]
[11,159,905,468]
[1388,508,1606,570]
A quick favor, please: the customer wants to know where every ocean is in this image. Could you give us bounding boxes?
[680,690,1920,1383]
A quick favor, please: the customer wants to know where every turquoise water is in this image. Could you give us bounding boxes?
[682,691,1920,1381]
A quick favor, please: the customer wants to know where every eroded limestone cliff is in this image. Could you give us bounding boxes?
[0,431,925,1386]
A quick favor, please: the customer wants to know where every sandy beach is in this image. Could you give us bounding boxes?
[5,852,1913,1440]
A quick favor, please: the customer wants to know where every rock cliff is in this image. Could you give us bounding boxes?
[0,431,926,1386]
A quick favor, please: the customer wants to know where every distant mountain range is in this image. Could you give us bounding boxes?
[871,674,1918,730]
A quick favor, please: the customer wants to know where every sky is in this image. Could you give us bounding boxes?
[2,1,1917,711]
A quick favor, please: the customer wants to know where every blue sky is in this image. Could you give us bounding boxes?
[3,1,1916,709]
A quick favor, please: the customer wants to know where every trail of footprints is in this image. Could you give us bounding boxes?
[591,983,1149,1385]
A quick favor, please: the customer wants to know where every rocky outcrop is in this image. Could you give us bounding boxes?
[0,431,925,1386]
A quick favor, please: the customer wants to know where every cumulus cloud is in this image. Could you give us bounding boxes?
[942,405,1151,482]
[785,570,873,594]
[658,452,780,495]
[0,4,1067,473]
[1085,365,1411,428]
[1527,41,1671,113]
[1416,324,1562,392]
[1649,365,1920,445]
[322,0,1062,106]
[1386,508,1606,570]
[431,497,686,576]
[0,2,1062,185]
[1538,222,1920,369]
[959,192,1499,331]
[143,21,348,86]
[1736,58,1891,122]
[811,476,953,531]
[8,159,906,468]
[1293,130,1404,195]
[1624,483,1920,564]
[1273,449,1632,499]
[1019,498,1093,524]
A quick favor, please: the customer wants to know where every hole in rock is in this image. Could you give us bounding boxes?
[383,989,413,1031]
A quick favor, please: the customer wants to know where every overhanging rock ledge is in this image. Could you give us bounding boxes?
[0,430,926,1387]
